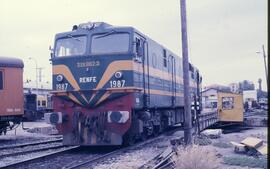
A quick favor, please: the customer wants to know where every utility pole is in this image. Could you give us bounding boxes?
[262,45,268,92]
[180,0,192,145]
[257,45,268,92]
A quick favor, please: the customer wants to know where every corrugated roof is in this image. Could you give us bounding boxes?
[0,56,24,68]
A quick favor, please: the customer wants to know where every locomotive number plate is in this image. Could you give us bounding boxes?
[109,80,125,88]
[56,83,68,91]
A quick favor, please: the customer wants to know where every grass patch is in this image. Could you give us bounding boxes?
[223,156,267,169]
[212,142,232,148]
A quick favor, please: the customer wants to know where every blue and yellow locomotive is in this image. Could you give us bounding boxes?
[46,22,202,145]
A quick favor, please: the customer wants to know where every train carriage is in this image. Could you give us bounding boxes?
[45,22,202,145]
[24,92,54,121]
[0,57,24,135]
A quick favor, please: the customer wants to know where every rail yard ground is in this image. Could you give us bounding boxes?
[0,121,60,148]
[83,126,268,169]
[0,110,268,169]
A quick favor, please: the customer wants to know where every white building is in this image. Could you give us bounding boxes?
[243,90,257,108]
[243,90,257,102]
[201,88,218,112]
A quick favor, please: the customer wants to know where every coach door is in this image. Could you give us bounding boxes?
[134,36,150,107]
[169,55,176,107]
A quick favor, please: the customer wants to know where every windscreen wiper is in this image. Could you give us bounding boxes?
[67,34,81,41]
[94,30,116,39]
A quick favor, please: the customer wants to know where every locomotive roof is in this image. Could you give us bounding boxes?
[55,21,200,73]
[55,22,131,38]
[0,56,24,68]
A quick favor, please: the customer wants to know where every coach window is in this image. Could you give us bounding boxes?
[0,70,3,90]
[42,100,46,107]
[163,49,167,67]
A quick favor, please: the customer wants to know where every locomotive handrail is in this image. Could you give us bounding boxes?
[50,87,144,93]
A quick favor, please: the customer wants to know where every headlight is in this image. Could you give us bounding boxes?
[56,74,64,82]
[108,111,129,123]
[114,71,123,79]
[44,112,63,124]
[78,22,95,29]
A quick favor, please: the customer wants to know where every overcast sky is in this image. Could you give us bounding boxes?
[0,0,267,90]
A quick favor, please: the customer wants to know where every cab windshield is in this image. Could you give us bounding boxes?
[91,33,130,54]
[55,35,87,57]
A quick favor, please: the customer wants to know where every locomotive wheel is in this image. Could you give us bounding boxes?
[145,121,154,137]
[141,130,148,141]
[127,136,136,145]
[123,133,136,146]
[153,126,160,137]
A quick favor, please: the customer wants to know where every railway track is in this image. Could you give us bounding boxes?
[0,143,64,159]
[0,138,63,151]
[0,146,79,169]
[0,138,80,168]
[0,128,182,169]
[62,133,172,169]
[0,138,65,161]
[61,128,185,169]
[6,136,165,169]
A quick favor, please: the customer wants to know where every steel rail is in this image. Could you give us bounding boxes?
[0,144,65,159]
[0,138,63,151]
[0,146,79,169]
[63,136,165,169]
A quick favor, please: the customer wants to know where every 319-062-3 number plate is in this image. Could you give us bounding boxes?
[109,80,125,88]
[56,83,68,91]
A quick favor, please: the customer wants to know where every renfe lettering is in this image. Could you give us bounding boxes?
[79,77,97,83]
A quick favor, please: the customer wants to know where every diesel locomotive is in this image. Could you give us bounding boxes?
[46,22,202,145]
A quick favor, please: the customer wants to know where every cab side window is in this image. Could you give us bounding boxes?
[133,37,144,62]
[0,71,3,90]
